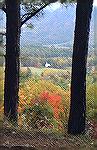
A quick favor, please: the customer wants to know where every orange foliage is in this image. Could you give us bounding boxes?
[39,91,62,118]
[18,79,70,127]
[39,91,49,102]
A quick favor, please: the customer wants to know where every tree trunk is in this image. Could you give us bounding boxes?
[68,0,93,134]
[4,0,20,123]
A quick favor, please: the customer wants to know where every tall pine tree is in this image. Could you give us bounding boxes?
[68,0,93,134]
[4,0,20,123]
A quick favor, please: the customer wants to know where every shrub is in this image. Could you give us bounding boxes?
[0,67,4,105]
[18,79,70,130]
[21,101,54,129]
[20,67,32,82]
[86,83,97,122]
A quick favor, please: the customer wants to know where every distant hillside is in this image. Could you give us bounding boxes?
[20,4,94,48]
[21,45,73,58]
[0,3,95,48]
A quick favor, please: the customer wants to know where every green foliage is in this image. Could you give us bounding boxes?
[21,45,72,59]
[0,67,4,105]
[22,101,55,129]
[0,0,4,9]
[20,67,32,82]
[86,72,97,122]
[87,82,97,122]
[21,0,76,4]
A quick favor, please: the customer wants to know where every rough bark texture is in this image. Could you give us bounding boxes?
[68,0,93,134]
[4,0,20,123]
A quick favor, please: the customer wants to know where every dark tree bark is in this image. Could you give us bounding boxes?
[4,0,20,123]
[68,0,93,134]
[3,0,56,124]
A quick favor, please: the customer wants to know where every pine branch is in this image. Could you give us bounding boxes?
[2,6,7,13]
[21,3,48,27]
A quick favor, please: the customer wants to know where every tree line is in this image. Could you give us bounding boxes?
[0,0,94,135]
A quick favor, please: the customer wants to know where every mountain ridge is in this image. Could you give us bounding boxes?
[20,4,95,48]
[0,4,95,48]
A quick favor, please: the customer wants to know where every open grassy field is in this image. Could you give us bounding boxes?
[20,67,71,76]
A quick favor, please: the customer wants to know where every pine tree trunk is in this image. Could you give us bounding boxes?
[4,0,20,123]
[68,0,93,134]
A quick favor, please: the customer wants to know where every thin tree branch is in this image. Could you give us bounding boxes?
[21,3,48,27]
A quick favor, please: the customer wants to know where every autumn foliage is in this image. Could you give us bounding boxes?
[18,79,70,129]
[40,91,62,118]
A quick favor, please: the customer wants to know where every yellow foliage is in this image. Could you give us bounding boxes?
[43,68,69,77]
[18,79,70,128]
[19,79,70,115]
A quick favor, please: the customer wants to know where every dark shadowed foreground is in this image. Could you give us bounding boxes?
[0,126,97,150]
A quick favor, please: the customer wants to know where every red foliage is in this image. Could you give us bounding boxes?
[39,91,62,118]
[39,91,49,102]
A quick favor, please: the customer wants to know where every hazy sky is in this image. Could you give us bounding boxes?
[48,0,97,11]
[94,0,97,6]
